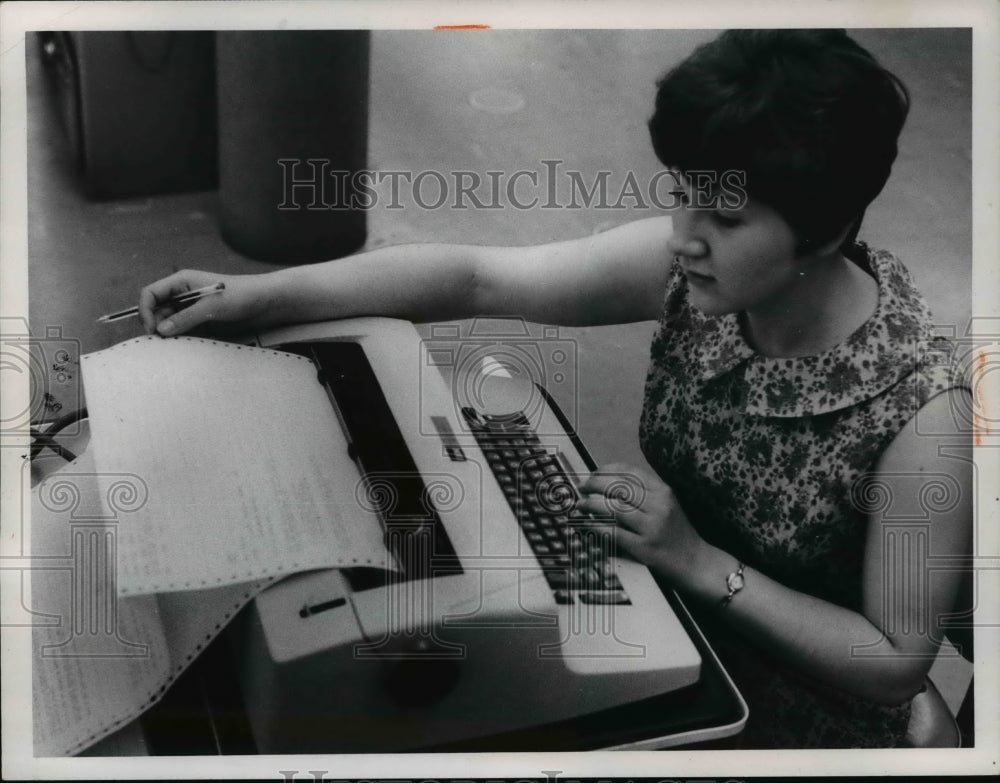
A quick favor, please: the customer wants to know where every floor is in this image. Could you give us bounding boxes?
[23,28,973,731]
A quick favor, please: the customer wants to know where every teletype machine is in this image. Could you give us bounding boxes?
[220,318,746,752]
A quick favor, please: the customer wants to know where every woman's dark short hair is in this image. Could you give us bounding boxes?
[649,29,910,250]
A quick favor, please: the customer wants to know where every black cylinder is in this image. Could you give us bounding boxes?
[216,31,369,263]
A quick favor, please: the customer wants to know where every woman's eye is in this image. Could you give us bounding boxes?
[712,211,742,228]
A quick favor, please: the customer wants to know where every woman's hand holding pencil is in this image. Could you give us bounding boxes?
[98,282,226,324]
[133,270,279,336]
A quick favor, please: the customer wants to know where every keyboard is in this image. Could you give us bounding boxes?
[461,407,631,606]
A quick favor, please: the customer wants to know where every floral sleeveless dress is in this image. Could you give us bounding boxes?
[639,243,968,748]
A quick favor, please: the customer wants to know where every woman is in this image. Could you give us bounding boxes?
[138,29,972,747]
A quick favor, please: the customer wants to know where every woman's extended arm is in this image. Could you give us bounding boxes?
[577,388,973,705]
[138,216,674,335]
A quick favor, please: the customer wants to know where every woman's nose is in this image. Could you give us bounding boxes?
[667,208,709,258]
[667,229,708,259]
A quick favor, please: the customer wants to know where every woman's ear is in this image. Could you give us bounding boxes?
[798,216,861,259]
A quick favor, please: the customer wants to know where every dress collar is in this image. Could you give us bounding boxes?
[687,244,937,417]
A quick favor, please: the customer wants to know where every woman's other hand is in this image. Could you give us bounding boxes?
[575,461,705,583]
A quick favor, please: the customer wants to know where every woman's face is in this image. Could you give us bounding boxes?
[666,175,807,317]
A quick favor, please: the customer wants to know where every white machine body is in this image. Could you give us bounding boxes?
[232,318,701,752]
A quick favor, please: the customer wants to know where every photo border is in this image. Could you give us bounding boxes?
[2,0,997,779]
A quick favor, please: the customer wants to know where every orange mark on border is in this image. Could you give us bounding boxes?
[973,349,990,446]
[434,24,491,30]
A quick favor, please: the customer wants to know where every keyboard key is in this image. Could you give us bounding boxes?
[545,491,574,512]
[595,560,616,578]
[574,568,601,589]
[575,532,611,555]
[578,590,631,605]
[553,590,574,604]
[600,573,623,591]
[543,569,570,589]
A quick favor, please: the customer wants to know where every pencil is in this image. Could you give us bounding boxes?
[97,282,226,324]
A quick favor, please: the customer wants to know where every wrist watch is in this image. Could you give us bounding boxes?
[721,562,745,607]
